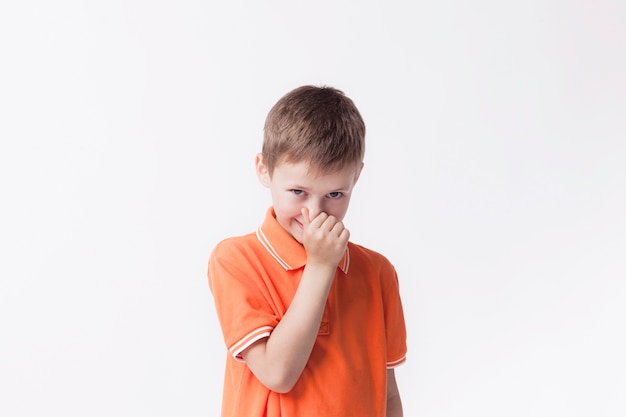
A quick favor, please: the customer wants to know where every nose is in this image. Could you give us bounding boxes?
[305,199,325,220]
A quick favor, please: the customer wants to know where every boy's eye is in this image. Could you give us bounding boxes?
[327,192,343,199]
[291,189,304,196]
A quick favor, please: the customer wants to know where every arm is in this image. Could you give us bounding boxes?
[241,209,349,393]
[387,368,404,417]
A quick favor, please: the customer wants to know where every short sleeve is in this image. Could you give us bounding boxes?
[381,262,407,368]
[208,240,279,361]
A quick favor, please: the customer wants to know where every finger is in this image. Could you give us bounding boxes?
[329,219,345,235]
[338,227,350,244]
[310,211,329,228]
[323,216,344,234]
[319,214,339,232]
[301,208,311,227]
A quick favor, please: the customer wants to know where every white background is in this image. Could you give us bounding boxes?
[1,1,625,416]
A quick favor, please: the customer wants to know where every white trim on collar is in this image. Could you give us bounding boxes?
[340,246,350,273]
[256,226,351,273]
[256,227,294,270]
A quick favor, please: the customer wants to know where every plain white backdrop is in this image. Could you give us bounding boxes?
[1,1,625,416]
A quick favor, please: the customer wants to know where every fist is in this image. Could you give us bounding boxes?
[301,208,350,267]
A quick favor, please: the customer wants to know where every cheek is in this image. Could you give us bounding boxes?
[327,199,351,219]
[272,194,302,215]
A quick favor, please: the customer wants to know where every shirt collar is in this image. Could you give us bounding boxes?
[256,207,350,273]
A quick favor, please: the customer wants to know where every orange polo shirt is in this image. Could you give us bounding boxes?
[208,207,407,417]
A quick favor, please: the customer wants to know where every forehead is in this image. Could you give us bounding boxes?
[272,160,359,187]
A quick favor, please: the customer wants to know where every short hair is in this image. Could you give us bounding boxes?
[262,85,366,175]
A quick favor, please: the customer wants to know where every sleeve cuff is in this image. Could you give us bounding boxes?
[229,326,274,362]
[386,354,407,369]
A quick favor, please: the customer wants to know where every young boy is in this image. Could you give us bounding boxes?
[208,85,407,416]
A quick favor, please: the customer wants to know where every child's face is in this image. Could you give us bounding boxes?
[256,156,362,244]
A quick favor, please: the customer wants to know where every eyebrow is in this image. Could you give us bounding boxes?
[287,183,308,189]
[289,184,350,193]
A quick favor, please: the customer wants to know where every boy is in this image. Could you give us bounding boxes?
[208,85,407,416]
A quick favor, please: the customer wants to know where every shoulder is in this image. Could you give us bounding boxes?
[347,242,403,299]
[208,232,268,277]
[210,232,258,260]
[208,232,265,291]
[348,241,396,273]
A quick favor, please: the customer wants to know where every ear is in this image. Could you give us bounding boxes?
[255,153,271,188]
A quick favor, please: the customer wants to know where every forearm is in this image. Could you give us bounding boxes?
[386,369,403,417]
[386,392,403,417]
[243,262,336,392]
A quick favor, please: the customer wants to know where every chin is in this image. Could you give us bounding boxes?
[290,229,304,244]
